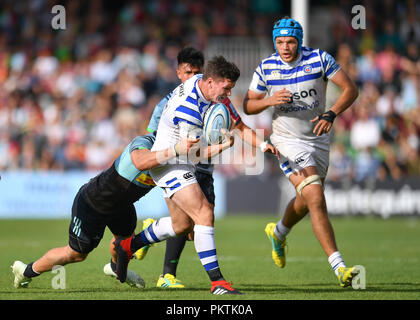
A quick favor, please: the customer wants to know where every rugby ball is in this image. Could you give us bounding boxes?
[202,103,231,145]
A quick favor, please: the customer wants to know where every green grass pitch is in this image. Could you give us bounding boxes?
[1,215,419,300]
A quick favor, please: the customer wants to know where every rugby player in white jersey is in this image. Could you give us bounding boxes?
[243,17,360,287]
[133,48,278,290]
[114,56,275,294]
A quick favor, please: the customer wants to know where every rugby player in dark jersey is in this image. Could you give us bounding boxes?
[11,133,199,288]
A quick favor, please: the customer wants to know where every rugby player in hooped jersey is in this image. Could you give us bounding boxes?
[133,47,279,290]
[114,56,277,295]
[243,17,360,287]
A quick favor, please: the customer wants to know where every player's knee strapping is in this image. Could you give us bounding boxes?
[296,174,322,196]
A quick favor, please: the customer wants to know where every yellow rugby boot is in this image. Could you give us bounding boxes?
[265,223,286,268]
[156,273,185,289]
[337,266,359,288]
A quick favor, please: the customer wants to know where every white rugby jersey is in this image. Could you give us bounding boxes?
[151,74,211,153]
[249,47,340,143]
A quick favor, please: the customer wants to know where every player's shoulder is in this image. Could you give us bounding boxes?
[183,74,201,93]
[170,74,201,104]
[300,46,323,62]
[301,46,335,62]
[259,53,282,68]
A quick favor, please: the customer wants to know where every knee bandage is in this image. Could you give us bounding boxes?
[296,175,322,196]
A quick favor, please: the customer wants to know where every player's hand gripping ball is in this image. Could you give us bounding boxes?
[202,103,232,145]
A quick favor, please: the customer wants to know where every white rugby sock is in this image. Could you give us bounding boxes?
[274,220,290,241]
[328,251,346,275]
[193,225,219,271]
[143,217,176,244]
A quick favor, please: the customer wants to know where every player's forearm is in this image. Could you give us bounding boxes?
[243,96,272,115]
[237,122,264,148]
[192,139,233,163]
[204,140,233,160]
[131,147,176,171]
[329,83,359,116]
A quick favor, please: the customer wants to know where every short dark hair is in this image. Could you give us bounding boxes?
[177,47,204,68]
[202,56,240,82]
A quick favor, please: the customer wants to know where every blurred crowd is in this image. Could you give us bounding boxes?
[0,0,419,183]
[324,0,420,182]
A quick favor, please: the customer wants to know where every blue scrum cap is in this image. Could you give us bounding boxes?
[272,18,304,54]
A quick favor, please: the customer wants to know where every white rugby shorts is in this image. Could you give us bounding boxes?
[270,134,330,178]
[150,164,197,198]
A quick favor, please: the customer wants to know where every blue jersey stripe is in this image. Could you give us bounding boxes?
[301,52,318,61]
[325,66,338,77]
[173,117,203,128]
[255,70,264,81]
[186,95,198,106]
[199,102,207,114]
[175,106,202,122]
[262,59,283,66]
[256,84,266,91]
[263,61,322,75]
[266,72,322,85]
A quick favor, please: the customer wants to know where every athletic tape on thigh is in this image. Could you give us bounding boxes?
[296,175,321,196]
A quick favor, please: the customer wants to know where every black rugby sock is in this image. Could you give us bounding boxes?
[208,268,224,282]
[130,234,149,253]
[162,235,188,276]
[23,262,41,278]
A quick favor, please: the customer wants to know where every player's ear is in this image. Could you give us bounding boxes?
[176,68,182,80]
[206,77,214,88]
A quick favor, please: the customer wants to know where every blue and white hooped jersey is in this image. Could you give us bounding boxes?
[147,80,242,173]
[249,47,340,143]
[151,74,212,154]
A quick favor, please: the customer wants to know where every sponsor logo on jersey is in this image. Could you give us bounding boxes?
[136,173,156,186]
[289,89,318,103]
[279,100,320,113]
